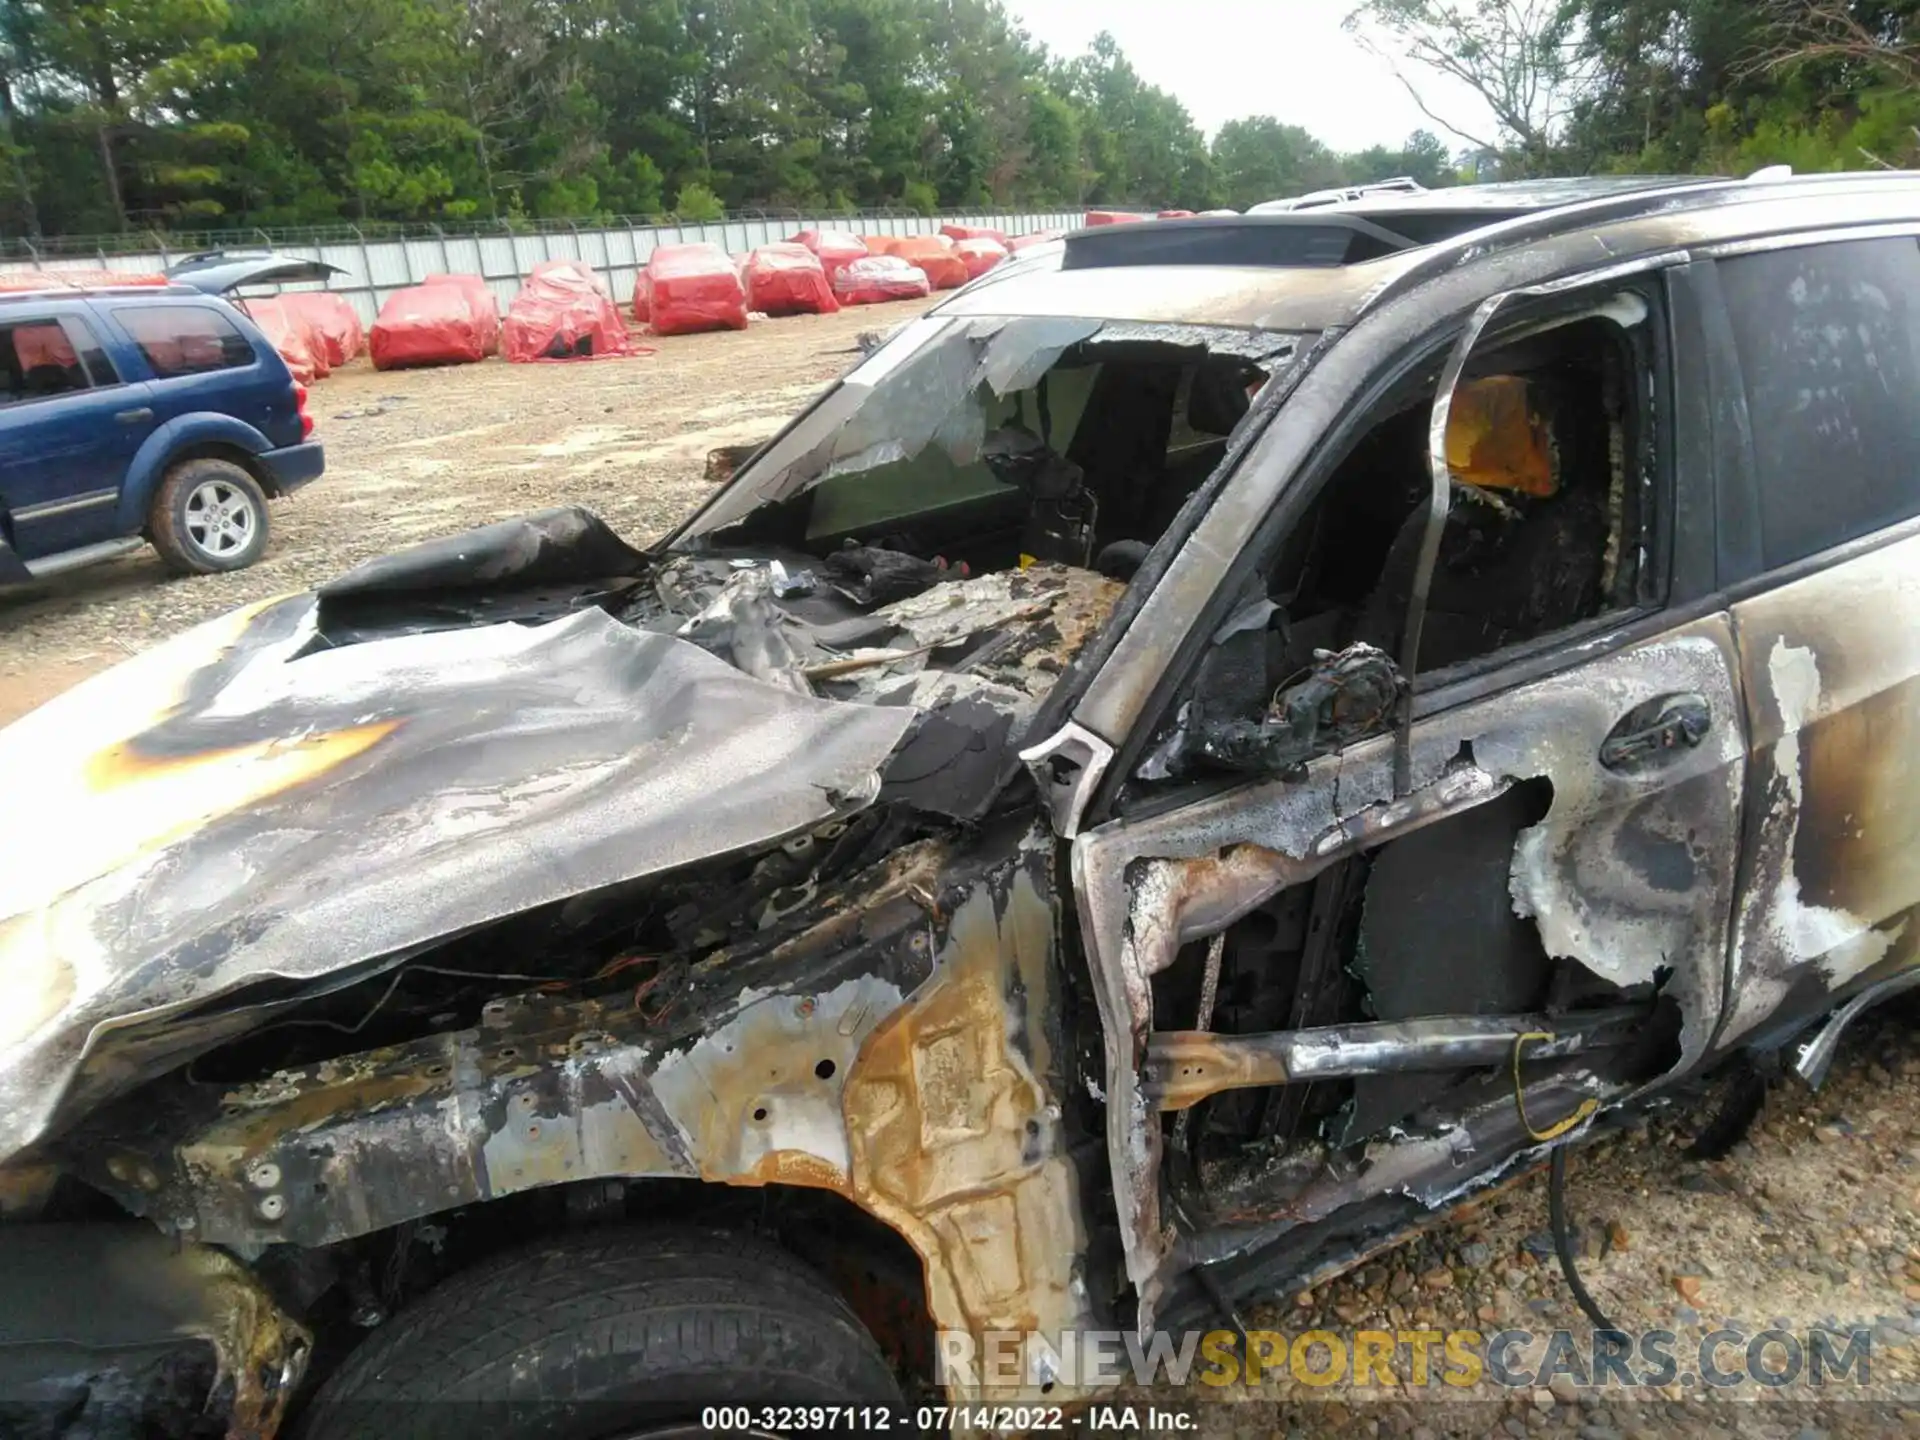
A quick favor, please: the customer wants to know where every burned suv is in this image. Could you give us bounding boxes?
[5,173,1920,1437]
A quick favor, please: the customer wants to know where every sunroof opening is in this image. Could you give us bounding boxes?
[1062,215,1414,271]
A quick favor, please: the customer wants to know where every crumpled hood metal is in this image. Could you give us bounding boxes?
[0,594,915,1162]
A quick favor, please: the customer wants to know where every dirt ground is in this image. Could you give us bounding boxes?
[0,294,935,725]
[1148,1004,1920,1438]
[1,289,1915,1438]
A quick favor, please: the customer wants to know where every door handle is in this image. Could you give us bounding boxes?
[115,407,153,425]
[1599,693,1711,773]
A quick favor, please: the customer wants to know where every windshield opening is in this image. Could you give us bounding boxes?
[678,315,1303,584]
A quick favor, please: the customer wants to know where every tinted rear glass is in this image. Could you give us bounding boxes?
[1,318,93,405]
[1720,238,1920,567]
[117,304,256,378]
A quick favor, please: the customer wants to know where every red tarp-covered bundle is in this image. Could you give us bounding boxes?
[1007,231,1064,252]
[371,284,488,370]
[833,255,932,306]
[889,236,967,290]
[790,229,866,283]
[744,244,839,317]
[861,234,897,256]
[952,237,1008,280]
[1085,211,1145,226]
[280,292,365,366]
[631,274,651,325]
[940,223,1008,246]
[644,243,749,336]
[530,258,609,296]
[1157,209,1196,219]
[502,267,643,362]
[422,273,501,355]
[283,299,334,379]
[241,297,325,383]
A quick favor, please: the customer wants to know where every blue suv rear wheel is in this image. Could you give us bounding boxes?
[148,458,270,574]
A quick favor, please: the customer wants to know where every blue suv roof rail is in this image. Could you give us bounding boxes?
[0,276,185,300]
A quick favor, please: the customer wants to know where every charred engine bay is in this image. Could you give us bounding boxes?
[630,546,1124,818]
[122,515,1120,1098]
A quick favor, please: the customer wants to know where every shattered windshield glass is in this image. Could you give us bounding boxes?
[676,315,1304,543]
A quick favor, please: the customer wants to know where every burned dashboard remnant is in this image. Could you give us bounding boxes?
[1194,643,1404,776]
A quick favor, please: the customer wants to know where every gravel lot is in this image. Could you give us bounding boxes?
[1,289,1915,1438]
[0,294,935,724]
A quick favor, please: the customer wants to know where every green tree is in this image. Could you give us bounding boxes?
[215,0,475,224]
[1018,81,1083,204]
[1561,0,1920,175]
[672,177,724,219]
[1063,31,1210,206]
[0,4,42,234]
[33,0,1880,239]
[22,0,255,227]
[1211,117,1346,209]
[1346,0,1597,172]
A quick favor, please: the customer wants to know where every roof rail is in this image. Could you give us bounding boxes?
[1062,212,1416,271]
[0,271,175,297]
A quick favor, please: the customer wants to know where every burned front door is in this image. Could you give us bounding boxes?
[1071,619,1749,1326]
[1059,269,1748,1329]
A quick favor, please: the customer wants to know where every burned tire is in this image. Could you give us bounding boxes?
[148,458,270,574]
[298,1228,904,1440]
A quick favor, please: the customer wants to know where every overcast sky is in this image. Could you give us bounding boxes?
[1005,0,1504,153]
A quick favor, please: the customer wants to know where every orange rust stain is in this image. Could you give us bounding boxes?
[196,1061,445,1162]
[841,872,1091,1402]
[742,1149,852,1192]
[1146,1029,1290,1112]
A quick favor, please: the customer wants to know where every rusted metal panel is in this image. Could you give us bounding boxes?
[70,826,1096,1406]
[1144,1011,1637,1112]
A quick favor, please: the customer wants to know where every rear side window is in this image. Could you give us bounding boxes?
[1720,238,1920,567]
[0,317,101,405]
[116,304,256,378]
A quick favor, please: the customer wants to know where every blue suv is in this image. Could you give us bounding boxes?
[0,272,325,585]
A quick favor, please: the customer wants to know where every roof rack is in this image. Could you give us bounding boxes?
[1251,177,1427,214]
[1061,212,1415,271]
[0,271,176,297]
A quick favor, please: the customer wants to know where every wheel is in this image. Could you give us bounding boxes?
[297,1228,905,1440]
[148,458,270,574]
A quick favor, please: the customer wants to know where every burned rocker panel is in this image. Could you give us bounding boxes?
[1073,615,1747,1330]
[67,826,1096,1406]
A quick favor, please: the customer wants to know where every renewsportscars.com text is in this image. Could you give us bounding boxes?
[937,1325,1875,1393]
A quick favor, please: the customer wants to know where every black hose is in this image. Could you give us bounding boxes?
[1548,1145,1618,1332]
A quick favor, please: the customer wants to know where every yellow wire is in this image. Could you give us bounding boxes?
[1513,1030,1599,1142]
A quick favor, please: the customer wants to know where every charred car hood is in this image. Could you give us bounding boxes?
[0,588,916,1162]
